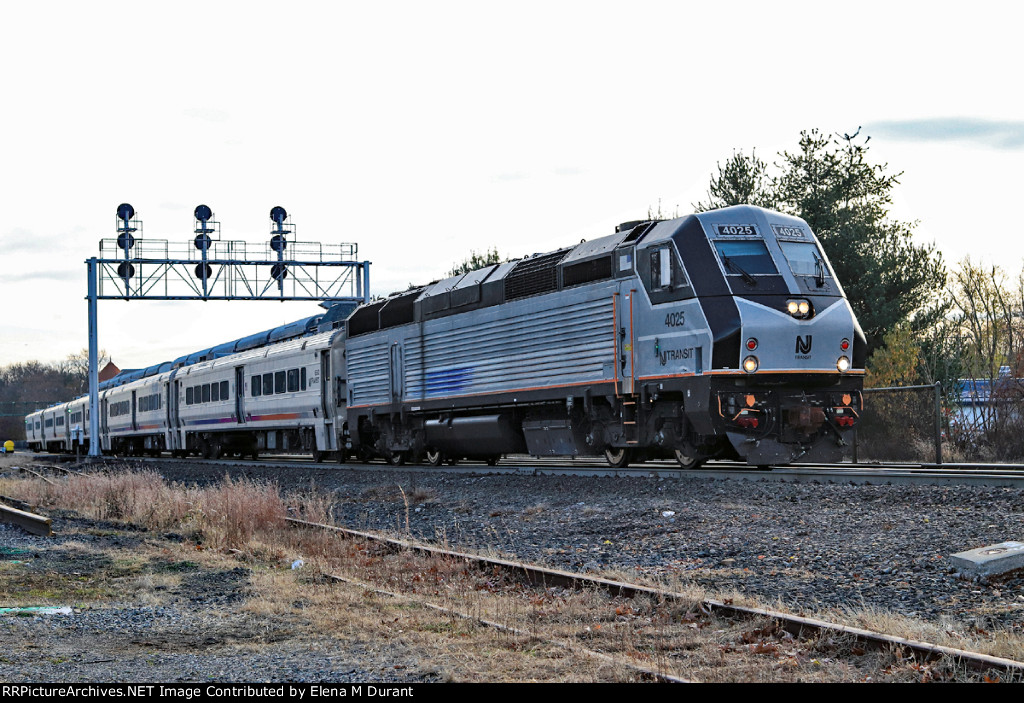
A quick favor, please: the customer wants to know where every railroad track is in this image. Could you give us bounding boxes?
[26,452,1024,488]
[287,516,1024,681]
[7,456,1024,681]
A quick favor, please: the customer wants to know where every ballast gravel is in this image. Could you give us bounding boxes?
[3,459,1024,682]
[159,460,1024,630]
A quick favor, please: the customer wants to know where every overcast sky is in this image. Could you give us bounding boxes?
[2,1,1022,371]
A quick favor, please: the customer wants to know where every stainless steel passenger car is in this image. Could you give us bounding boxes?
[172,330,339,459]
[26,330,342,461]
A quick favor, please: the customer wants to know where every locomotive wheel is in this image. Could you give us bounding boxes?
[425,449,443,467]
[604,447,636,468]
[336,448,348,463]
[673,448,704,470]
[203,441,223,460]
[485,455,500,466]
[387,451,406,466]
[313,450,325,463]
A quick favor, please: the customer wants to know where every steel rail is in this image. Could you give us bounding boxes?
[0,502,52,536]
[324,571,690,683]
[61,453,1024,488]
[287,517,1024,677]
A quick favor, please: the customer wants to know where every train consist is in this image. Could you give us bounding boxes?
[26,205,866,468]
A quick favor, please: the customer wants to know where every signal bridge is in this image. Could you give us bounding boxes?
[85,203,370,456]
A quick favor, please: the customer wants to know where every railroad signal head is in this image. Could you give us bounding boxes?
[194,204,216,237]
[117,232,136,250]
[269,206,290,238]
[116,202,138,235]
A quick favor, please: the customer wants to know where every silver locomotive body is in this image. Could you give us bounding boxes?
[337,205,865,468]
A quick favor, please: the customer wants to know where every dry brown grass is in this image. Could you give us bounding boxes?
[2,466,1022,682]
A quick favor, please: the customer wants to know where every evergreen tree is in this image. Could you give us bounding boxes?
[692,149,772,212]
[694,128,946,357]
[772,129,945,355]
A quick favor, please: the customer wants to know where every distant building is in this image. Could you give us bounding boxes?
[954,368,1024,435]
[98,361,121,382]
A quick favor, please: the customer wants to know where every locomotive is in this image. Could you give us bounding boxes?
[26,205,865,468]
[338,205,865,468]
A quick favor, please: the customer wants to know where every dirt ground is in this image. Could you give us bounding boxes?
[0,506,643,683]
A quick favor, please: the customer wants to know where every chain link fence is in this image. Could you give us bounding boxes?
[854,380,1024,464]
[853,383,943,464]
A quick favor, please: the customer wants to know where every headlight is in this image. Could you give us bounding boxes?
[837,356,850,372]
[742,356,759,373]
[786,299,811,318]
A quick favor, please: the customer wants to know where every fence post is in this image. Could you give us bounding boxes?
[934,381,943,466]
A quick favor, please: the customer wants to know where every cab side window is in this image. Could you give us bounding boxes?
[641,243,694,303]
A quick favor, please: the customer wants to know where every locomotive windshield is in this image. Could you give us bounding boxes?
[779,241,831,280]
[713,240,778,276]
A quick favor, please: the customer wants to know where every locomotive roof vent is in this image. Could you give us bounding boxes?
[615,220,645,233]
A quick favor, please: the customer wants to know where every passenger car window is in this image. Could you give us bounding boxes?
[275,371,286,394]
[287,369,299,393]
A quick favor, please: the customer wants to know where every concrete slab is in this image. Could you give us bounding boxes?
[949,541,1024,577]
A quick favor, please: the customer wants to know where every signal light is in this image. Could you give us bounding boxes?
[841,338,850,351]
[116,203,137,241]
[194,204,215,237]
[746,338,758,351]
[837,356,851,372]
[742,356,759,373]
[270,206,290,246]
